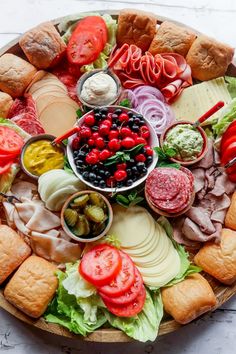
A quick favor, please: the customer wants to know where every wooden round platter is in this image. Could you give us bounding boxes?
[0,10,236,343]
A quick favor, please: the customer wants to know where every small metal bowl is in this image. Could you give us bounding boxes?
[76,68,122,108]
[20,134,64,179]
[160,121,208,166]
[61,190,113,243]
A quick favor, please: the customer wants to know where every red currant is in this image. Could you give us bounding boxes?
[120,127,132,138]
[109,130,119,140]
[117,163,127,170]
[95,137,105,149]
[84,114,95,126]
[107,112,113,121]
[140,125,150,139]
[91,148,100,156]
[131,132,139,140]
[108,138,121,151]
[88,138,95,146]
[99,123,110,136]
[102,119,112,127]
[121,137,135,149]
[135,154,146,162]
[85,153,99,165]
[80,126,92,139]
[114,169,127,181]
[92,132,100,140]
[106,176,116,187]
[145,146,153,156]
[99,149,111,161]
[135,137,147,145]
[72,136,80,150]
[118,112,129,123]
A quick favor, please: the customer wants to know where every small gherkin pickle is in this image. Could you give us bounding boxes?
[89,193,105,208]
[64,208,78,227]
[73,215,90,236]
[85,205,105,223]
[70,194,89,208]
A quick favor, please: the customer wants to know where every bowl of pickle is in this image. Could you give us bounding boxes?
[61,190,113,242]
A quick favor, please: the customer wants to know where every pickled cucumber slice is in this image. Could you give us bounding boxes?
[73,214,90,237]
[85,205,105,223]
[89,193,105,208]
[64,208,78,227]
[92,221,106,236]
[70,194,89,208]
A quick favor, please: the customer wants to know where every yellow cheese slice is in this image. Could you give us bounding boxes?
[126,224,159,257]
[39,101,78,136]
[171,77,232,122]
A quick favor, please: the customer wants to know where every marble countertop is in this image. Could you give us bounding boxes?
[0,1,235,353]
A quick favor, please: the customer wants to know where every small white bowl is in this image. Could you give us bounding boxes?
[67,106,159,193]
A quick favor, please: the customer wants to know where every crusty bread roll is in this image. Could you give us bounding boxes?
[225,192,236,230]
[186,35,234,81]
[19,22,66,69]
[0,225,31,285]
[149,21,196,57]
[194,228,236,285]
[117,9,157,51]
[161,273,217,324]
[0,92,13,117]
[0,54,37,97]
[4,255,58,318]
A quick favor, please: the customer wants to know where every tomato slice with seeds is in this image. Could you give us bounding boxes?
[221,142,236,166]
[98,250,135,297]
[103,285,146,317]
[99,267,143,305]
[0,127,24,155]
[74,16,108,46]
[79,244,122,287]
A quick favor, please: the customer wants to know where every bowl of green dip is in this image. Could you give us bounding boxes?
[160,121,208,166]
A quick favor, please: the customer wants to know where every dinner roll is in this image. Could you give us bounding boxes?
[194,228,236,285]
[0,54,37,97]
[0,92,13,117]
[161,273,217,324]
[186,35,234,81]
[149,21,196,57]
[117,9,156,51]
[225,192,236,230]
[4,256,58,318]
[0,225,31,285]
[19,22,66,69]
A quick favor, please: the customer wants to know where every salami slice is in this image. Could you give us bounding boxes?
[14,117,45,135]
[180,166,194,192]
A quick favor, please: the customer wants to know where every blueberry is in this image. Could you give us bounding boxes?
[137,162,145,171]
[95,113,101,120]
[136,114,143,119]
[96,175,102,181]
[99,180,106,188]
[112,113,118,120]
[89,172,96,182]
[100,107,108,115]
[127,111,133,118]
[117,181,123,188]
[128,118,134,127]
[82,171,89,180]
[78,151,86,158]
[139,119,145,125]
[126,179,133,186]
[114,108,122,115]
[104,171,111,178]
[99,170,106,177]
[132,124,140,132]
[146,156,153,166]
[134,117,141,125]
[131,166,139,175]
[129,158,135,166]
[101,114,107,120]
[94,107,100,114]
[126,168,132,177]
[111,123,118,130]
[91,164,99,171]
[73,150,79,157]
[91,125,99,132]
[93,180,99,187]
[76,159,84,165]
[77,167,84,174]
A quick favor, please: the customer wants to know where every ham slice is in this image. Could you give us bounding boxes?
[11,181,37,200]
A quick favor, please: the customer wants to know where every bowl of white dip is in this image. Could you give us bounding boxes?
[77,69,122,108]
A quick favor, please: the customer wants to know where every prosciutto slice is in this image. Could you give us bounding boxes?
[112,44,192,103]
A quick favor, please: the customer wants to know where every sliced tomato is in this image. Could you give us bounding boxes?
[221,142,236,166]
[0,160,13,175]
[103,285,146,317]
[99,267,143,305]
[98,251,135,297]
[79,244,122,287]
[221,135,236,154]
[67,30,103,66]
[0,152,18,162]
[74,16,108,46]
[0,127,24,155]
[228,170,236,183]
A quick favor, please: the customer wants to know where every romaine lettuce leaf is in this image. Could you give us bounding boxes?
[211,98,236,137]
[104,289,163,342]
[225,76,236,99]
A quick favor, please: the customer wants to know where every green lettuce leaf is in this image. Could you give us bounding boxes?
[0,163,20,193]
[225,76,236,99]
[211,98,236,137]
[104,289,163,342]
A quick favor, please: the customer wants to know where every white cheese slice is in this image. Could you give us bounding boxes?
[126,224,159,257]
[171,77,232,122]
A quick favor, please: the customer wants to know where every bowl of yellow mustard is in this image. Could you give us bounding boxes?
[20,134,65,179]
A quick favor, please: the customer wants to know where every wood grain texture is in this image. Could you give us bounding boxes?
[0,9,235,344]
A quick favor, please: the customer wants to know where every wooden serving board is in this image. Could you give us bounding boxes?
[0,10,236,343]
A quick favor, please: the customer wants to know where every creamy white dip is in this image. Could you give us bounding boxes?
[80,72,118,106]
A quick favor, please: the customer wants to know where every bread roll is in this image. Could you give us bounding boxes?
[149,21,196,57]
[0,92,13,117]
[4,256,58,318]
[225,192,236,230]
[194,228,236,285]
[0,225,31,284]
[117,9,156,51]
[186,35,234,81]
[161,273,217,324]
[19,22,66,69]
[0,54,37,97]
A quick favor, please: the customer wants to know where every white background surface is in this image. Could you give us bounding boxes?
[0,1,235,353]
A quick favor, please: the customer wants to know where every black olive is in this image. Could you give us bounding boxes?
[89,172,96,182]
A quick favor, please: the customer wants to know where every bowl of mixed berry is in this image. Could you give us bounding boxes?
[67,106,159,192]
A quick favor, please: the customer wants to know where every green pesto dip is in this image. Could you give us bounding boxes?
[164,124,204,161]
